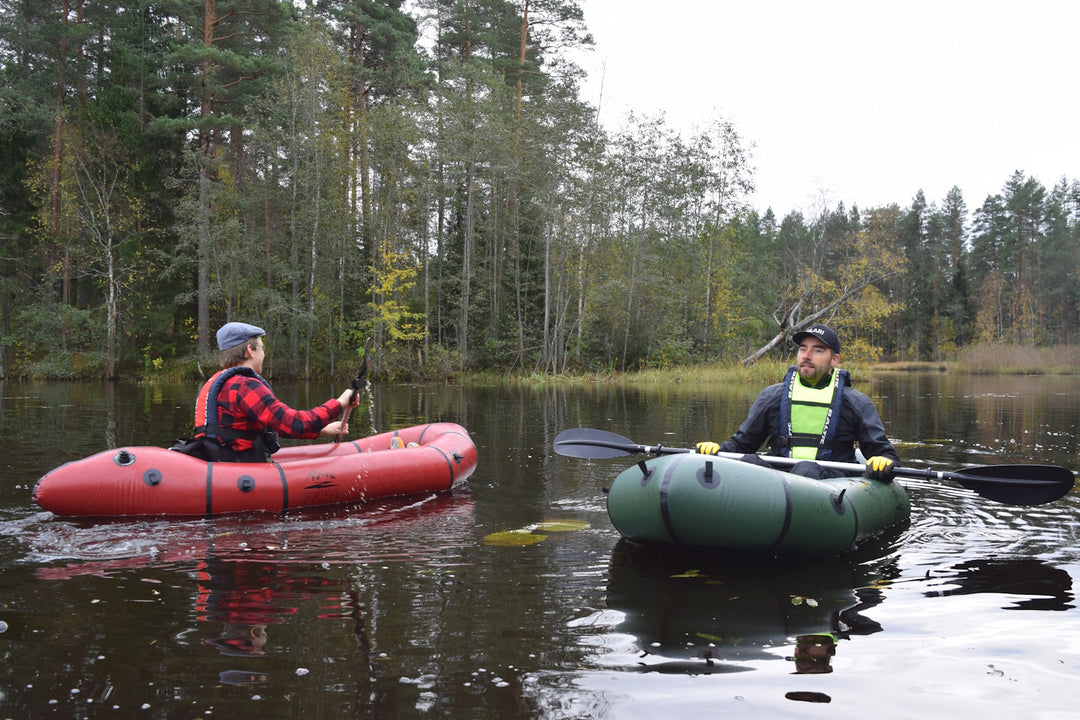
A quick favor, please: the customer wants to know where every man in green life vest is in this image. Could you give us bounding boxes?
[696,324,898,481]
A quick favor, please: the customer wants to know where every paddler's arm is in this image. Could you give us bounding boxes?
[850,391,900,481]
[238,379,349,439]
[318,387,361,437]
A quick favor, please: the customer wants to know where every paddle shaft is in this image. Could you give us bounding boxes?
[575,438,946,482]
[561,436,885,473]
[335,338,372,444]
[552,427,1076,506]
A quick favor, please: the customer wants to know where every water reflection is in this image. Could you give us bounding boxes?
[785,634,839,704]
[196,556,343,685]
[604,540,898,675]
[26,492,475,696]
[5,378,1080,719]
[873,373,1080,466]
[29,491,475,571]
[196,558,334,656]
[922,558,1074,610]
[790,633,837,674]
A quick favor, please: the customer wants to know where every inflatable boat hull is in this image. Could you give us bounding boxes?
[34,422,477,518]
[607,453,910,557]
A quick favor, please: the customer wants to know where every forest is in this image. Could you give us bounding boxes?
[1,1,1078,381]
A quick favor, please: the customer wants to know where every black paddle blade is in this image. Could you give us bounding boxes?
[949,464,1076,506]
[552,428,638,459]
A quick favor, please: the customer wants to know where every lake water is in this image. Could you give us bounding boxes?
[1,373,1078,718]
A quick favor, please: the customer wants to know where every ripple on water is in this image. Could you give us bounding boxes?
[906,475,1076,547]
[15,490,479,577]
[894,473,1080,612]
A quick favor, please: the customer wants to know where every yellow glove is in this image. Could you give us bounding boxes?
[696,441,721,455]
[865,456,895,482]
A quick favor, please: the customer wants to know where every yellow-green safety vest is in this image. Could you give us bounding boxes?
[778,366,845,460]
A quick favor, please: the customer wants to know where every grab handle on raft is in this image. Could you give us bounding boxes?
[552,427,1076,507]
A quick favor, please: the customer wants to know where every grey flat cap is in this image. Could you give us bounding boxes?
[216,322,266,351]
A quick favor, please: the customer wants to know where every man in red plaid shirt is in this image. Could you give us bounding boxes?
[192,322,359,462]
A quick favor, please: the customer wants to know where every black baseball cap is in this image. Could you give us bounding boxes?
[792,324,840,354]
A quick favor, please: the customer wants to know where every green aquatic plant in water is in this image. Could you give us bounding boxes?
[482,519,590,546]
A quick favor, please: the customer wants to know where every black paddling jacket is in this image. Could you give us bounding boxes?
[718,370,900,464]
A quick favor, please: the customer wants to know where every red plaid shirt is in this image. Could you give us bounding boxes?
[216,375,341,452]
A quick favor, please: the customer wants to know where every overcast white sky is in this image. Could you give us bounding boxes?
[573,0,1079,216]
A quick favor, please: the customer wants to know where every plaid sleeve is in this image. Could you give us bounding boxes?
[234,378,342,439]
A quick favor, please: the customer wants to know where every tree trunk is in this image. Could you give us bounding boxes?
[355,24,373,271]
[195,0,218,354]
[52,0,71,305]
[542,211,551,370]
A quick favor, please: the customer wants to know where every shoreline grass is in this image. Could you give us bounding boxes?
[16,343,1080,384]
[464,344,1080,387]
[951,343,1080,375]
